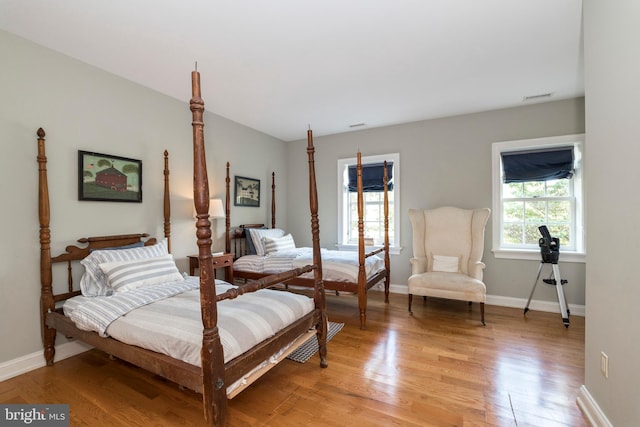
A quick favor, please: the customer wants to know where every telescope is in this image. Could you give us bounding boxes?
[538,225,560,264]
[524,225,570,327]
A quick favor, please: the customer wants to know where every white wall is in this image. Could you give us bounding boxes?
[285,99,586,306]
[0,30,287,363]
[583,1,640,425]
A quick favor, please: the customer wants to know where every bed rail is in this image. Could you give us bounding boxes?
[217,265,315,301]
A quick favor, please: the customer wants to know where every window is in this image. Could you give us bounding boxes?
[337,153,400,254]
[492,134,585,262]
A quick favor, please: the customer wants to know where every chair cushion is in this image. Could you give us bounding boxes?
[408,271,486,303]
[431,254,460,272]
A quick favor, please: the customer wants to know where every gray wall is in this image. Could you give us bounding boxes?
[285,98,586,306]
[0,30,286,363]
[584,1,640,425]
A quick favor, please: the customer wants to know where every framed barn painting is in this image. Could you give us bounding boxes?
[234,176,260,207]
[78,150,142,202]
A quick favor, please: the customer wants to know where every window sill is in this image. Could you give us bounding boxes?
[336,244,402,256]
[492,248,585,263]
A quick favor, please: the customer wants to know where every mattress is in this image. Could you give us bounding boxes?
[233,247,385,282]
[63,276,315,365]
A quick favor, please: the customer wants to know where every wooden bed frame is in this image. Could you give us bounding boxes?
[38,70,328,426]
[225,138,391,330]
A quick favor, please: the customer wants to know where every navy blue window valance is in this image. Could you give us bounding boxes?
[348,162,394,192]
[501,148,574,183]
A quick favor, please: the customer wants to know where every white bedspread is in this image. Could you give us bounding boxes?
[63,277,315,365]
[233,247,385,282]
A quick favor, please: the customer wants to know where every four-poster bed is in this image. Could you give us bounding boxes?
[226,141,391,330]
[38,70,328,426]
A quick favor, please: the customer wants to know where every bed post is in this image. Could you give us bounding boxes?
[37,127,56,366]
[383,161,390,303]
[163,150,171,253]
[356,152,367,329]
[306,129,328,368]
[190,68,227,427]
[271,171,276,229]
[225,162,231,255]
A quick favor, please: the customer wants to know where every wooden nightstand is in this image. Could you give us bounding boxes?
[187,253,234,283]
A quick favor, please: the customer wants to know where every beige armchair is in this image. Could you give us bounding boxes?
[408,207,490,325]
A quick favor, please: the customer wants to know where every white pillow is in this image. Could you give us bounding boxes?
[247,228,285,256]
[263,233,296,254]
[99,254,183,293]
[431,254,460,273]
[80,238,169,296]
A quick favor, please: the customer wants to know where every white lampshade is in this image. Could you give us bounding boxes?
[209,198,225,218]
[193,198,225,219]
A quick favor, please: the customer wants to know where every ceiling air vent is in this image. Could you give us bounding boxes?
[523,93,553,101]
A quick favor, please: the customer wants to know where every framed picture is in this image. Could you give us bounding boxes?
[234,176,260,207]
[78,150,142,202]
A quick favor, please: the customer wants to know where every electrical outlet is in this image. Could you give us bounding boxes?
[600,352,609,378]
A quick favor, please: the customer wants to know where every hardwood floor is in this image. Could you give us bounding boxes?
[0,292,586,426]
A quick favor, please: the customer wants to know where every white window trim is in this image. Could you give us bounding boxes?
[336,153,401,255]
[491,134,585,263]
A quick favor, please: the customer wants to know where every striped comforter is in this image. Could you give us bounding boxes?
[63,276,315,365]
[233,247,385,282]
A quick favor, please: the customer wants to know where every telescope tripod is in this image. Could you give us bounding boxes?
[524,261,570,327]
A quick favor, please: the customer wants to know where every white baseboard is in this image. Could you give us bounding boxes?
[0,340,92,382]
[486,294,585,317]
[577,385,613,427]
[372,282,585,316]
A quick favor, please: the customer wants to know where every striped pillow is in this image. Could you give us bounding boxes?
[247,228,285,256]
[263,233,296,254]
[80,239,169,296]
[99,254,183,293]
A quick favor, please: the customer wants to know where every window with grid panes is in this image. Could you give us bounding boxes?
[337,153,399,252]
[491,135,585,262]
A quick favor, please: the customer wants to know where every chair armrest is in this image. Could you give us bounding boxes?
[410,257,428,275]
[469,261,486,280]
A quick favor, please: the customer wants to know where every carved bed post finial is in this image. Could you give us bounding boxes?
[190,69,227,426]
[37,128,56,366]
[383,160,390,303]
[271,172,276,229]
[356,151,367,329]
[163,150,171,253]
[307,128,328,368]
[225,161,231,255]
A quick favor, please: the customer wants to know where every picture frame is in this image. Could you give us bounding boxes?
[78,150,142,202]
[234,176,260,207]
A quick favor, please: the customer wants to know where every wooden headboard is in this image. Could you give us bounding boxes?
[224,165,276,256]
[37,128,171,311]
[229,223,264,259]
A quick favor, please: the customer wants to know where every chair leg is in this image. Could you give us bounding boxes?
[480,302,486,326]
[408,293,413,314]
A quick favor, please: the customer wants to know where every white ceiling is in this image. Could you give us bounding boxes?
[0,0,584,141]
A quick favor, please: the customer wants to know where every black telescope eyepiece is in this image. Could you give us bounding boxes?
[538,225,560,264]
